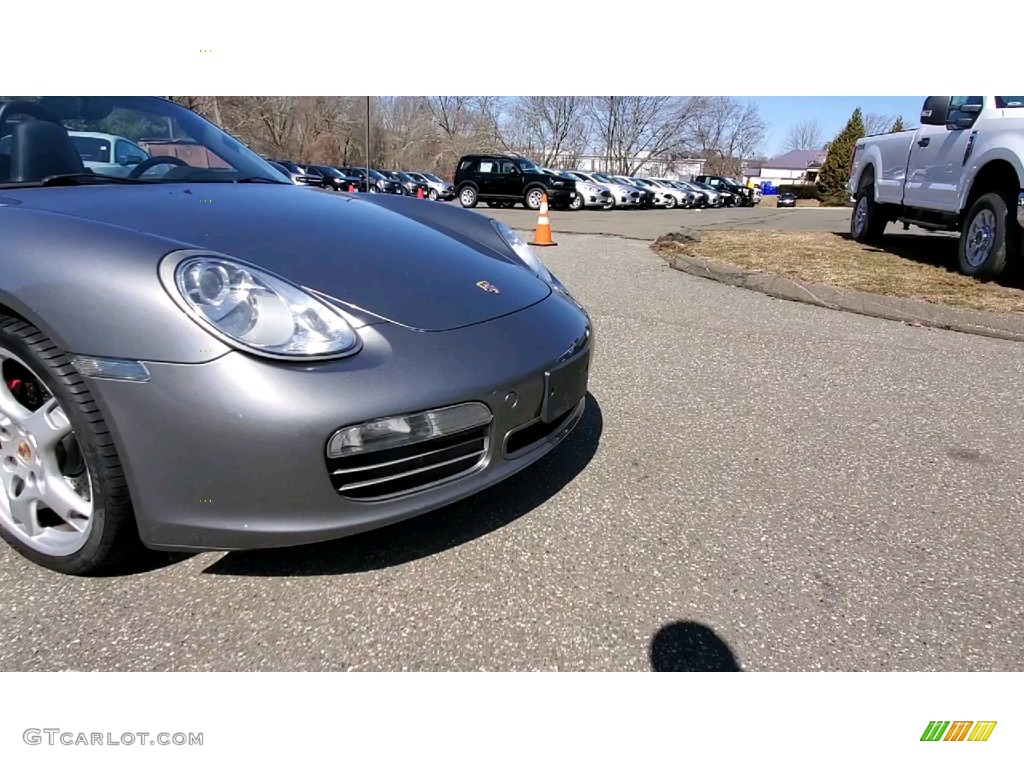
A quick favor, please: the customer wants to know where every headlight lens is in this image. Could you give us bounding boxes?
[490,219,553,284]
[171,256,360,359]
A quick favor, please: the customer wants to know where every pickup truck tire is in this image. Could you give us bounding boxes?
[958,192,1015,278]
[850,185,887,244]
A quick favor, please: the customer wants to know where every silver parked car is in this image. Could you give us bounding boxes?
[585,172,644,207]
[409,171,454,201]
[561,171,618,209]
[666,180,714,207]
[0,96,594,575]
[542,168,611,210]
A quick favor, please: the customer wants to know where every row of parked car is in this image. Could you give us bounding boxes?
[450,153,761,211]
[265,153,762,213]
[267,160,456,201]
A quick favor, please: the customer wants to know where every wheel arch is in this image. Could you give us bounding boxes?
[961,159,1020,221]
[0,292,75,357]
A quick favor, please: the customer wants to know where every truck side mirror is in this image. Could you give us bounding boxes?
[920,96,950,125]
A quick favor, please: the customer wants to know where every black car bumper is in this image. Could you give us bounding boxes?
[546,189,576,206]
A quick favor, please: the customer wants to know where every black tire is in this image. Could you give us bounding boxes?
[602,197,615,211]
[664,194,677,210]
[0,315,142,575]
[958,192,1017,278]
[569,193,584,211]
[850,179,887,244]
[524,187,546,211]
[458,185,478,208]
[428,189,439,201]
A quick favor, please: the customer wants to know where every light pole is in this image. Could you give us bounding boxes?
[365,96,370,193]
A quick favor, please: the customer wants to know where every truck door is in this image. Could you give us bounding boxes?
[903,96,983,211]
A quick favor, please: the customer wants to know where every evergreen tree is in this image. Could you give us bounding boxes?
[817,108,865,204]
[890,116,906,133]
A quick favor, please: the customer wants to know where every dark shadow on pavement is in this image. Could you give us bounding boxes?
[650,621,741,672]
[203,393,603,577]
[94,550,195,578]
[834,230,1024,287]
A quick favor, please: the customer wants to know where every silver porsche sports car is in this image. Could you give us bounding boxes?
[0,96,593,575]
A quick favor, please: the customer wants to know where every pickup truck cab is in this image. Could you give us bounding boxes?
[848,96,1024,277]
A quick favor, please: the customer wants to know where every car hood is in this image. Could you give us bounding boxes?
[13,184,551,332]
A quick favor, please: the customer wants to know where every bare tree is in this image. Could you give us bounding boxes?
[688,97,768,176]
[863,112,894,136]
[167,94,765,178]
[589,96,703,174]
[508,97,591,166]
[782,119,824,151]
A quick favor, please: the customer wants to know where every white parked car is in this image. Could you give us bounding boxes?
[630,177,689,209]
[848,95,1024,277]
[566,170,640,208]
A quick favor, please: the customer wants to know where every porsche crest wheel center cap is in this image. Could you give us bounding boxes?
[16,440,32,465]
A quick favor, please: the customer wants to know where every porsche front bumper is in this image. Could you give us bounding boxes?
[85,292,593,551]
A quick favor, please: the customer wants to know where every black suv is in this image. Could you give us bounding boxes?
[454,154,576,210]
[694,175,756,207]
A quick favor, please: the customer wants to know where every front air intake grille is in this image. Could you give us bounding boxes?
[504,401,580,458]
[327,425,489,501]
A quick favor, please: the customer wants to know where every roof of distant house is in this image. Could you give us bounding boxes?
[763,149,827,170]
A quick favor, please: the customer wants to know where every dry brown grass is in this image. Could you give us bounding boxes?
[656,230,1024,315]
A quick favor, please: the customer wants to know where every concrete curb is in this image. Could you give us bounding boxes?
[668,252,1024,343]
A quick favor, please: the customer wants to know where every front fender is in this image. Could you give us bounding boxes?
[959,143,1024,211]
[0,207,231,363]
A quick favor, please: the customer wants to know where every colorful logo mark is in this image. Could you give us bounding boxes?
[921,721,997,742]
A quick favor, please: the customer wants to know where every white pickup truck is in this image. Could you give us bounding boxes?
[848,96,1024,278]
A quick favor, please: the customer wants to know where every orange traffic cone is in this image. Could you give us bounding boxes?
[416,187,424,199]
[348,183,356,193]
[529,193,557,247]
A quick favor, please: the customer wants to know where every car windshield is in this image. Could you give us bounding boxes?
[517,158,541,173]
[592,173,615,184]
[405,172,426,181]
[0,97,290,187]
[421,172,443,183]
[397,172,416,182]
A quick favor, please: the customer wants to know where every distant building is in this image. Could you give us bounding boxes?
[742,148,826,187]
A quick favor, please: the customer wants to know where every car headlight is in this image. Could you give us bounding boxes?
[490,219,553,284]
[162,254,361,360]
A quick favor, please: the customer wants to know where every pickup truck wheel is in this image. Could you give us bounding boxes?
[851,186,887,244]
[959,192,1014,278]
[458,186,478,208]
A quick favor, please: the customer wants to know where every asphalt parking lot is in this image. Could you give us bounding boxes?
[2,233,1022,671]
[482,203,853,238]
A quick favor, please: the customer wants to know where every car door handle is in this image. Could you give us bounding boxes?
[917,137,930,148]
